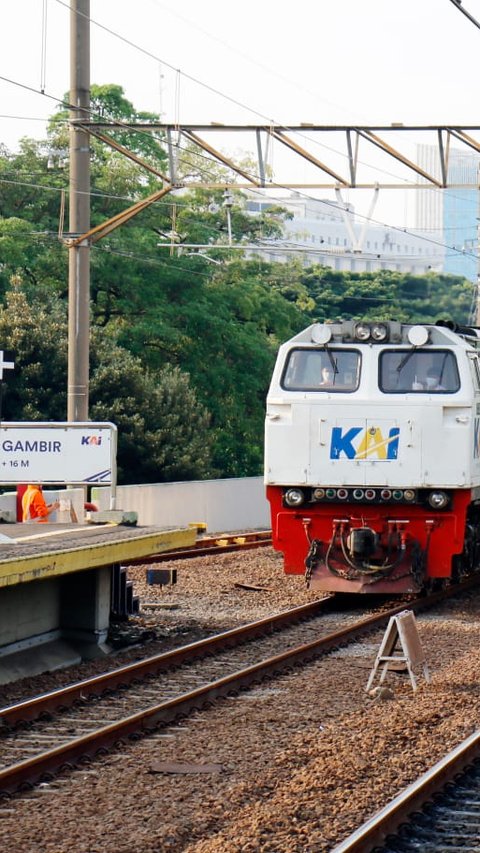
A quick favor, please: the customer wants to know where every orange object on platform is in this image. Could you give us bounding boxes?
[21,484,49,523]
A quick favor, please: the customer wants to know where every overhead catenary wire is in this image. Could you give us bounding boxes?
[3,0,478,213]
[54,0,274,123]
[1,173,476,266]
[1,162,478,265]
[0,95,477,262]
[0,54,478,231]
[0,4,475,323]
[49,0,480,203]
[0,5,477,269]
[448,0,480,31]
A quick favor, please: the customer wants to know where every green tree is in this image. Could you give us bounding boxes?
[49,83,168,167]
[89,333,213,483]
[300,267,473,325]
[0,284,213,483]
[0,91,476,481]
[116,257,307,475]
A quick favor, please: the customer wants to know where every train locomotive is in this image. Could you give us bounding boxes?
[264,319,480,594]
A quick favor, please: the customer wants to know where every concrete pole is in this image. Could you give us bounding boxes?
[68,0,90,421]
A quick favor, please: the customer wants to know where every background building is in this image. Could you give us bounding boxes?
[246,192,445,275]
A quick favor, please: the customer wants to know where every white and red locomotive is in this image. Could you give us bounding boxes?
[265,319,480,593]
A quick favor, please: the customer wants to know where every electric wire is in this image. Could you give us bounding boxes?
[0,8,475,315]
[5,227,473,306]
[1,168,477,267]
[1,66,478,264]
[54,0,273,123]
[1,122,476,263]
[448,0,480,31]
[0,5,477,269]
[3,0,479,222]
[52,0,480,206]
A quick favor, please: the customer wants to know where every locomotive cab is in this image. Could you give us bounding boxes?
[265,320,480,593]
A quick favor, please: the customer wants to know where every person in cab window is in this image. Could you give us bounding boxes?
[22,484,60,523]
[320,366,333,386]
[425,367,446,391]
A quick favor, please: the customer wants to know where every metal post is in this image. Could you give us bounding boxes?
[223,189,233,246]
[68,0,90,422]
[476,214,480,326]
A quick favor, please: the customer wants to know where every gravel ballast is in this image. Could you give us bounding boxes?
[1,547,480,852]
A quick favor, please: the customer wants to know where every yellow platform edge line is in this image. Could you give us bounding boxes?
[0,527,196,587]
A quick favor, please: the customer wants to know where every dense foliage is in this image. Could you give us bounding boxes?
[0,287,213,483]
[0,86,474,482]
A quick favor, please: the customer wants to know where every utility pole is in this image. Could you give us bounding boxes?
[68,0,90,421]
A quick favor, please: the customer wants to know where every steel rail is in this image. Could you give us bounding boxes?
[0,597,331,727]
[0,605,399,794]
[1,575,479,796]
[331,730,480,852]
[1,579,477,796]
[124,530,273,564]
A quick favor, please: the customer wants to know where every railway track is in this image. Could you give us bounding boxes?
[1,577,478,798]
[332,731,480,852]
[125,529,272,564]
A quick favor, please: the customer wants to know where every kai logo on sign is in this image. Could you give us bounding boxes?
[81,435,102,446]
[330,426,400,460]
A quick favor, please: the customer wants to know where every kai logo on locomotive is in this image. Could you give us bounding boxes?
[330,425,400,460]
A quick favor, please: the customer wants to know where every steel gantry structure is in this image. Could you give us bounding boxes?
[66,3,480,425]
[67,121,480,246]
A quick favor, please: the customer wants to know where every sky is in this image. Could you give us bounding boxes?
[2,0,480,227]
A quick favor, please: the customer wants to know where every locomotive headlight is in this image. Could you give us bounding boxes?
[428,490,449,509]
[407,325,429,346]
[371,323,388,342]
[284,488,305,507]
[354,323,371,341]
[311,324,332,345]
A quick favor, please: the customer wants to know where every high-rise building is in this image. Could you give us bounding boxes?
[415,145,479,282]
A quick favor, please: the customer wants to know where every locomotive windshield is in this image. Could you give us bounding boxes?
[379,349,460,393]
[281,348,360,391]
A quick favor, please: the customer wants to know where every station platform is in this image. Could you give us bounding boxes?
[0,522,196,685]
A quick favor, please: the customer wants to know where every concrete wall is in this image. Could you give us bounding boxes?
[0,578,61,649]
[92,476,271,533]
[0,479,271,533]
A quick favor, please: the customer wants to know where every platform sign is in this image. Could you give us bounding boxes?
[0,422,117,485]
